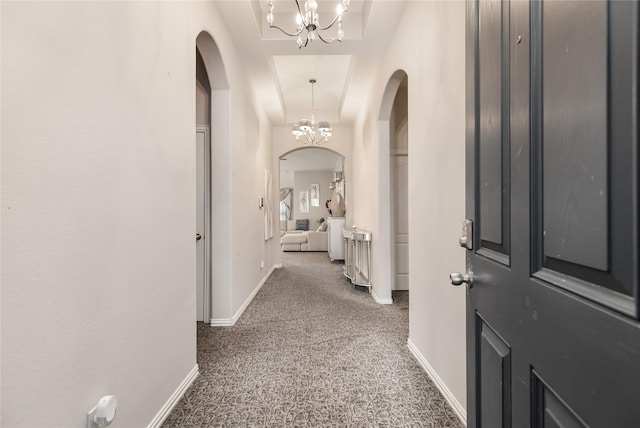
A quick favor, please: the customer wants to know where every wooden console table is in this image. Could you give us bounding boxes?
[343,228,372,288]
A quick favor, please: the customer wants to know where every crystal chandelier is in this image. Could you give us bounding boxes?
[292,79,332,145]
[266,0,350,49]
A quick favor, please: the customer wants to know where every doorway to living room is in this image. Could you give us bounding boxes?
[278,148,345,257]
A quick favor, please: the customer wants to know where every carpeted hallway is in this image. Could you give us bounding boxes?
[163,252,463,427]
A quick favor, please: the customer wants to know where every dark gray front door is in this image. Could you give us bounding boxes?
[464,0,640,426]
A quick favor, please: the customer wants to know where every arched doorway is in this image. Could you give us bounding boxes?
[376,70,409,304]
[278,147,346,259]
[390,79,409,291]
[195,48,211,322]
[279,147,345,226]
[195,32,231,325]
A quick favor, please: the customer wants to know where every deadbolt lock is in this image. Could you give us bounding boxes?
[459,219,473,250]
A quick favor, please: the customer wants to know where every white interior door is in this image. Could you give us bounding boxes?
[393,154,409,290]
[196,126,210,322]
[392,118,409,291]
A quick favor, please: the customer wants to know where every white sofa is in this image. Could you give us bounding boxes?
[280,230,328,252]
[280,219,328,252]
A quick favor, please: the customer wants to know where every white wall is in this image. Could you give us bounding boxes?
[230,104,276,315]
[1,1,275,426]
[350,0,467,419]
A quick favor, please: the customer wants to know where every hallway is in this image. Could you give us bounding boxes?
[164,252,462,427]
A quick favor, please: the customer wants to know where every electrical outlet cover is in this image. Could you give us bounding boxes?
[87,406,97,428]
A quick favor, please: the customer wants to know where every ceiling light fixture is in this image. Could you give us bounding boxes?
[266,0,349,49]
[292,79,332,145]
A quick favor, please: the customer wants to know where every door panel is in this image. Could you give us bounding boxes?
[478,0,504,246]
[532,371,587,428]
[477,316,511,428]
[532,0,638,312]
[465,0,640,426]
[477,0,511,262]
[540,0,608,271]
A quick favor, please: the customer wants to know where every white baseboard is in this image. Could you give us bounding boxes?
[209,317,234,326]
[147,364,199,428]
[371,288,394,304]
[209,265,276,327]
[407,339,467,426]
[274,263,283,268]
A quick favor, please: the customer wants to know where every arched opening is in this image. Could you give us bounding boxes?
[278,147,345,259]
[390,79,409,292]
[195,31,232,325]
[376,70,409,304]
[195,48,211,322]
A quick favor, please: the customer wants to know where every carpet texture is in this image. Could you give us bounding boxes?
[163,252,463,427]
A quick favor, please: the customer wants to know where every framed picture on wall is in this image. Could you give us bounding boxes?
[300,191,309,213]
[310,183,320,207]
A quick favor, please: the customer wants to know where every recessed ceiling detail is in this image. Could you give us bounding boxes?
[216,1,408,126]
[272,54,353,123]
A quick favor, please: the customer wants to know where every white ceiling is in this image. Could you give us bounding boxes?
[214,0,408,127]
[272,55,353,123]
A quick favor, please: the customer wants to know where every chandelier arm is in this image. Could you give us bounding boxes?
[316,32,341,44]
[317,14,343,31]
[268,1,347,48]
[268,24,304,37]
[296,0,307,25]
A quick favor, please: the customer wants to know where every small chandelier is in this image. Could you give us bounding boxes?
[266,0,350,49]
[292,79,332,145]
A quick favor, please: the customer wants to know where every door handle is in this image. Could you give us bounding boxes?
[196,233,202,241]
[450,271,473,287]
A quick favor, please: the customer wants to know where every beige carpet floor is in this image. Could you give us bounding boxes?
[163,252,463,427]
